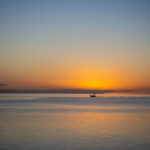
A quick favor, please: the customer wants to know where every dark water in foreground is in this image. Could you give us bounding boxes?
[0,94,150,150]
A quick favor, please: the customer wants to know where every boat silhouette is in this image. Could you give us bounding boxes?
[90,93,96,97]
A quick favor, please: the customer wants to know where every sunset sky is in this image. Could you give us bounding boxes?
[0,0,150,92]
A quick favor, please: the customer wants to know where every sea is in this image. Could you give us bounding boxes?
[0,93,150,150]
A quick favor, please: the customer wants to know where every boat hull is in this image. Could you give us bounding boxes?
[90,94,96,97]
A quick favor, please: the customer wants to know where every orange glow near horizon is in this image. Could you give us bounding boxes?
[1,64,150,90]
[0,56,150,90]
[28,66,149,90]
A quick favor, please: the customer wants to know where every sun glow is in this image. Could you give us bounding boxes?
[76,80,113,89]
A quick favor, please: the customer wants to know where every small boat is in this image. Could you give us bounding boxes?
[90,93,96,97]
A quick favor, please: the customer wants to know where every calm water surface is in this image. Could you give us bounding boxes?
[0,94,150,150]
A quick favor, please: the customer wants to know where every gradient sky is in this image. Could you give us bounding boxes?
[0,0,150,91]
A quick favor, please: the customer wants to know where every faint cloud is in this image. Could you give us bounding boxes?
[0,83,8,86]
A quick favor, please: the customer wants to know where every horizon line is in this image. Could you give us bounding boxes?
[0,88,150,94]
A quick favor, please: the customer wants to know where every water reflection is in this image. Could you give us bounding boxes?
[0,94,150,150]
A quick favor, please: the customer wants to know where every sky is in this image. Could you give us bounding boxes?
[0,0,150,93]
